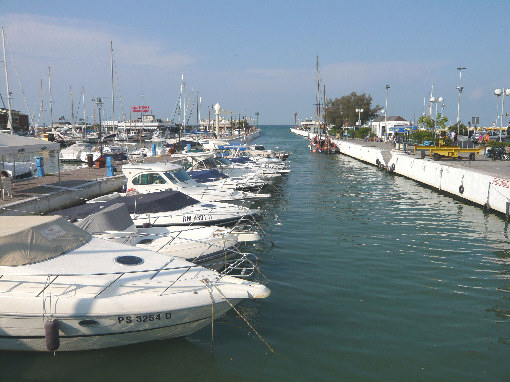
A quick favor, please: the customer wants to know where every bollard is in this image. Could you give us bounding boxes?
[106,156,114,176]
[36,157,45,177]
[86,154,94,168]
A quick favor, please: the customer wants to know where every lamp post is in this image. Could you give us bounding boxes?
[380,109,386,138]
[96,97,103,157]
[214,103,221,136]
[385,85,390,141]
[456,67,466,137]
[494,88,510,141]
[355,108,364,131]
[430,96,443,141]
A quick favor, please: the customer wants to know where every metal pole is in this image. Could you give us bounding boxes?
[456,67,466,137]
[501,90,506,142]
[2,27,13,134]
[385,85,390,141]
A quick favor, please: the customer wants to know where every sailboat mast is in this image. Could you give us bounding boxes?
[82,87,86,136]
[2,27,13,134]
[111,41,114,134]
[323,84,327,130]
[198,93,201,129]
[40,79,45,133]
[70,85,75,134]
[48,66,53,130]
[183,77,186,133]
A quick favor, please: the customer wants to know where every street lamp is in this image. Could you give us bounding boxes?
[214,103,221,136]
[456,67,466,136]
[355,108,364,130]
[385,85,390,141]
[430,96,443,140]
[494,88,510,141]
[96,97,103,158]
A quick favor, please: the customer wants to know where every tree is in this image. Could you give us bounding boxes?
[418,115,434,130]
[325,92,381,128]
[418,113,448,130]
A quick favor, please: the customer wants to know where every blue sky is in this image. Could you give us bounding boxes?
[1,0,509,126]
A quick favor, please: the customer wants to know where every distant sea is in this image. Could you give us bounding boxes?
[1,125,509,381]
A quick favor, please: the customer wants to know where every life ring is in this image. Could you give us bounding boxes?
[459,184,464,194]
[390,163,395,172]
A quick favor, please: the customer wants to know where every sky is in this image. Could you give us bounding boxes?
[1,0,510,127]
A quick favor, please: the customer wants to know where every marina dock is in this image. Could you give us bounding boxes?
[0,153,195,216]
[0,165,125,216]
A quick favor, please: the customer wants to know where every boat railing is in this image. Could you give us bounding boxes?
[0,262,212,298]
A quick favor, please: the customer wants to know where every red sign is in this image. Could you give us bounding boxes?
[132,105,150,113]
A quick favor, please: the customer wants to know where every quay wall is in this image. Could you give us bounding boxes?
[327,136,510,216]
[387,154,510,215]
[0,175,125,216]
[334,139,386,167]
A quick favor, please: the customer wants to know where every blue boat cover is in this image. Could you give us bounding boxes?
[188,169,229,183]
[228,157,253,164]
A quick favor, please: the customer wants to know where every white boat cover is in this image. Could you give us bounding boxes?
[0,216,91,266]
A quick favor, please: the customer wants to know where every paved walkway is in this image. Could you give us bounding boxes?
[0,153,180,206]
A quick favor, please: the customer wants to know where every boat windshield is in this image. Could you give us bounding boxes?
[215,157,231,166]
[197,157,216,169]
[165,169,191,183]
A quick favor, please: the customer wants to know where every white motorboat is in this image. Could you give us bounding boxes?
[59,142,96,162]
[122,162,270,202]
[0,215,270,352]
[57,190,258,227]
[172,152,270,190]
[1,161,37,179]
[72,202,260,270]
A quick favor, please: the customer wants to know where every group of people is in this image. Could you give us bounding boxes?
[1,170,12,199]
[477,133,491,144]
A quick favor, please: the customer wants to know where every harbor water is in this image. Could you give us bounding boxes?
[1,126,510,381]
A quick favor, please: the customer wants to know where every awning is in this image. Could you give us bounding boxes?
[0,132,60,155]
[389,126,418,133]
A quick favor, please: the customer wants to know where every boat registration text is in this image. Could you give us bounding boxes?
[117,312,172,324]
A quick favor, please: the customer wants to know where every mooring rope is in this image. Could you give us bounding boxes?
[203,279,275,354]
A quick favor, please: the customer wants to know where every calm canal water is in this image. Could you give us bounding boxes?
[1,125,510,381]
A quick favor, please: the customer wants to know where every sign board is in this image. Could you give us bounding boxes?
[472,116,479,125]
[132,106,150,113]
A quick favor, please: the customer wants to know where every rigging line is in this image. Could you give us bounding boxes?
[8,50,34,127]
[204,279,275,354]
[113,56,126,121]
[203,279,215,357]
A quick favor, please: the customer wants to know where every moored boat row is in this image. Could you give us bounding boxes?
[0,136,291,352]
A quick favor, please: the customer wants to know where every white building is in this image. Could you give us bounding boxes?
[370,116,409,138]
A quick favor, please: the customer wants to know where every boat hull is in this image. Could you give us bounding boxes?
[0,300,237,351]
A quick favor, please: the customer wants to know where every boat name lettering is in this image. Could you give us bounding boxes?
[193,214,213,221]
[117,312,172,324]
[493,178,510,188]
[183,215,192,222]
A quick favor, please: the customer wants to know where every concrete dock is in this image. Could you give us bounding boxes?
[329,137,510,217]
[0,154,184,216]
